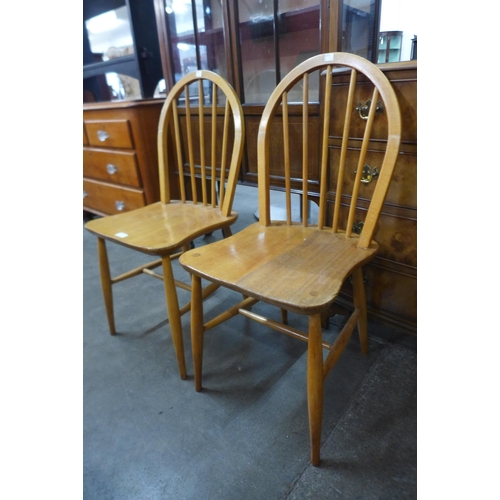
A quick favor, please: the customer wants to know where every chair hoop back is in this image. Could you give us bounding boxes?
[257,53,401,249]
[158,70,245,217]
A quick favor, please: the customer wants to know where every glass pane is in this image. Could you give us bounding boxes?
[165,0,226,84]
[165,0,197,82]
[196,0,227,79]
[238,0,275,104]
[278,0,320,102]
[83,72,141,102]
[85,6,134,62]
[341,0,378,61]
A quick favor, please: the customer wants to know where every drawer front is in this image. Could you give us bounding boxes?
[83,148,141,187]
[328,145,417,209]
[329,75,417,144]
[339,261,417,332]
[326,203,417,267]
[83,179,145,215]
[84,120,134,149]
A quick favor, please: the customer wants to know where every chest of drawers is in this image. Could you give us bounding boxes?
[83,99,164,216]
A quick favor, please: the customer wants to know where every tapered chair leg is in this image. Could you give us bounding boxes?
[97,237,116,335]
[162,255,187,380]
[307,313,324,467]
[352,268,369,355]
[191,274,204,392]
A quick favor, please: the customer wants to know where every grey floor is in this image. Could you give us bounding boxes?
[83,184,417,499]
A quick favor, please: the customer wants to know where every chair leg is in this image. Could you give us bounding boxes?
[352,268,369,355]
[307,313,324,467]
[191,274,204,392]
[97,237,116,335]
[222,226,232,238]
[162,256,187,380]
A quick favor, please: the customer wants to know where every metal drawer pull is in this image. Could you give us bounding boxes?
[97,130,109,142]
[355,99,383,120]
[106,164,118,175]
[115,201,125,211]
[352,221,364,235]
[354,164,379,184]
[83,190,88,198]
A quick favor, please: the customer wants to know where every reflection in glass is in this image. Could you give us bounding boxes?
[238,0,320,104]
[278,0,320,102]
[165,0,226,88]
[238,0,275,104]
[342,0,378,62]
[85,6,134,62]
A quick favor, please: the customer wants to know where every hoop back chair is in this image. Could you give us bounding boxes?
[85,70,245,380]
[179,54,401,464]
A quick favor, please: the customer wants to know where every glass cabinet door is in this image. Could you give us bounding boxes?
[164,0,227,83]
[237,0,320,104]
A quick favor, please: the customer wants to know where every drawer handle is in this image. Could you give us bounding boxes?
[83,190,88,199]
[115,201,125,211]
[106,164,118,175]
[352,221,364,235]
[355,99,383,120]
[354,164,379,184]
[97,130,109,142]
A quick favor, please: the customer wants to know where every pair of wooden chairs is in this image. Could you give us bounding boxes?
[85,54,401,466]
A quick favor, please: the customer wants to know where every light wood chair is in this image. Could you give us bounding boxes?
[85,70,245,380]
[179,54,401,464]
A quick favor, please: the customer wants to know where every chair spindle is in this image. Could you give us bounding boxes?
[302,73,309,227]
[211,83,218,208]
[318,65,333,230]
[219,99,230,208]
[332,68,357,233]
[346,86,379,238]
[172,99,186,203]
[282,91,292,225]
[199,79,207,205]
[185,84,198,204]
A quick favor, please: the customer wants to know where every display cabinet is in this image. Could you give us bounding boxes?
[377,31,403,64]
[83,0,163,102]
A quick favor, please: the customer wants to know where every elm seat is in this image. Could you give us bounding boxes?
[179,53,402,465]
[85,70,245,380]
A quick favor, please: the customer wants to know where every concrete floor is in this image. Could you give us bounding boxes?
[83,184,417,499]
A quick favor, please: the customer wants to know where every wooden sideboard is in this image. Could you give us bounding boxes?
[83,99,164,216]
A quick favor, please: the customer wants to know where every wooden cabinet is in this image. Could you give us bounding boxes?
[83,99,163,216]
[331,61,417,333]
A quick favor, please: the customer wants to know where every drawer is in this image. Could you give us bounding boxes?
[83,148,141,187]
[328,143,416,209]
[329,76,417,144]
[84,120,134,149]
[339,260,417,332]
[325,202,416,267]
[83,179,145,215]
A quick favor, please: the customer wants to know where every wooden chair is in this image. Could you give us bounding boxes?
[85,70,245,380]
[179,53,401,464]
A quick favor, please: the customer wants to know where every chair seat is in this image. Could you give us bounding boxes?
[85,201,238,255]
[180,222,379,314]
